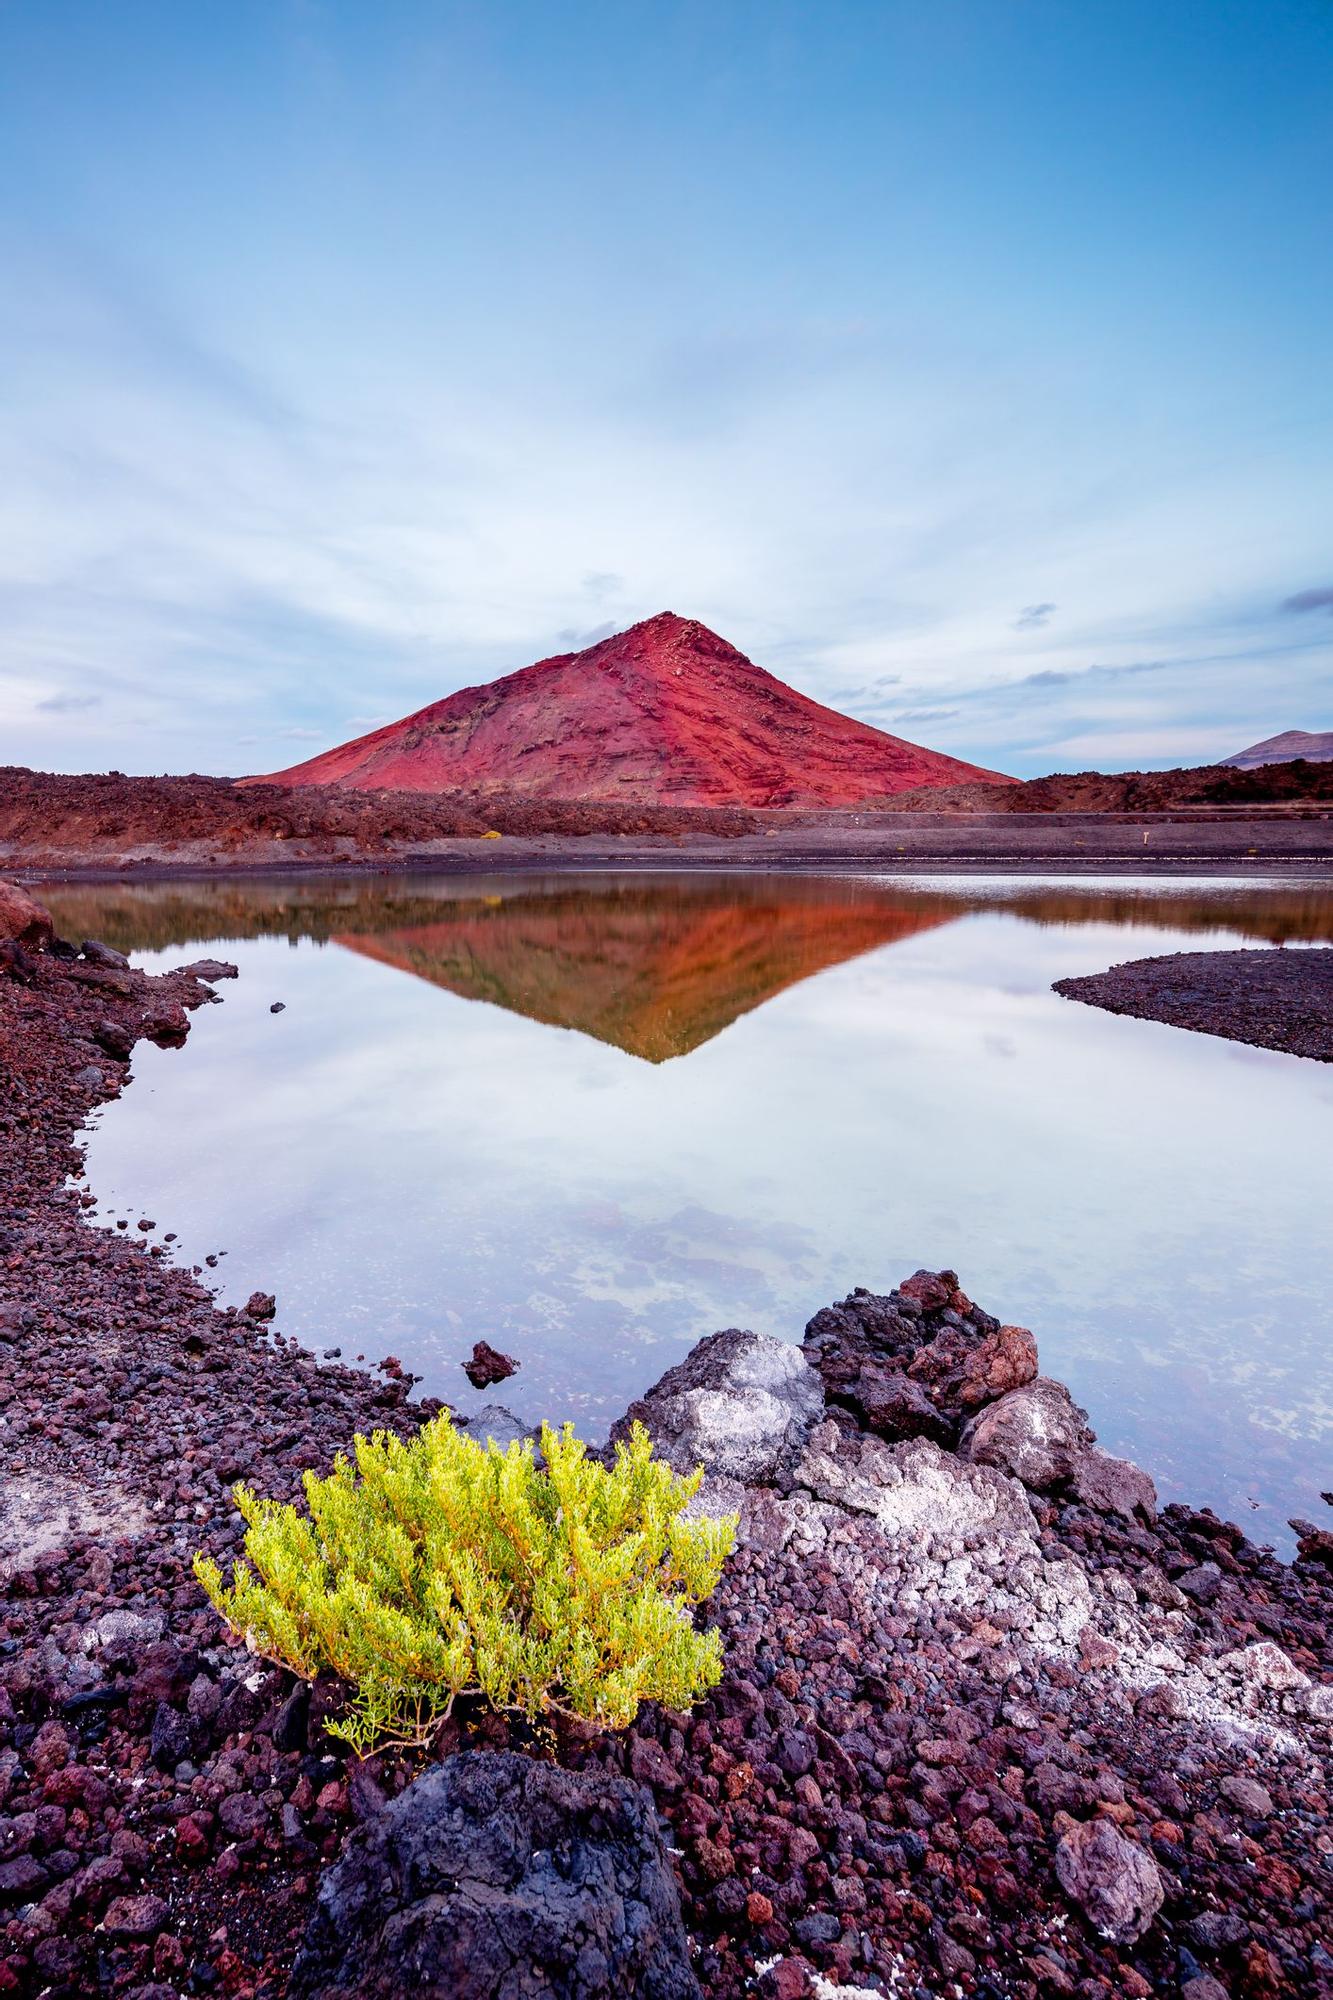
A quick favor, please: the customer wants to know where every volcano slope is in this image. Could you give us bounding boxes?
[251,612,1010,808]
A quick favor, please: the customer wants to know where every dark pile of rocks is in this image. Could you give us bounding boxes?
[2,883,1331,2000]
[581,1283,1333,1999]
[1054,947,1333,1064]
[291,1751,700,2000]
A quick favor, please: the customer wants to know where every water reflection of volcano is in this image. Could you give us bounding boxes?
[336,886,957,1060]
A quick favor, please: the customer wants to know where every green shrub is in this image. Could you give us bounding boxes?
[194,1414,736,1753]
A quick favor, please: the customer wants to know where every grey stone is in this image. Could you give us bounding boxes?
[218,1791,270,1841]
[82,1608,165,1657]
[291,1750,700,2000]
[1054,1817,1164,1943]
[1188,1910,1250,1950]
[609,1327,824,1485]
[464,1405,534,1453]
[1219,1773,1274,1818]
[1177,1561,1224,1603]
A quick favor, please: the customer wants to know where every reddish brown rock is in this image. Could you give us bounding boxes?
[1070,1446,1158,1524]
[462,1340,518,1388]
[0,879,53,947]
[101,1893,171,1939]
[907,1319,1039,1410]
[958,1377,1095,1489]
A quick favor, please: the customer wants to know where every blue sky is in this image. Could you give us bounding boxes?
[2,0,1330,779]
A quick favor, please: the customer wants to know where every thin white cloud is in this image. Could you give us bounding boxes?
[2,246,1330,778]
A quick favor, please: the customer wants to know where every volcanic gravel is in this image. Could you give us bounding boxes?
[0,766,760,872]
[1054,947,1333,1063]
[1,928,1331,1998]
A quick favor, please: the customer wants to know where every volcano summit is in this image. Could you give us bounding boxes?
[252,613,1010,808]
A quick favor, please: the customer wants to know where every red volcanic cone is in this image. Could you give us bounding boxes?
[248,612,1011,808]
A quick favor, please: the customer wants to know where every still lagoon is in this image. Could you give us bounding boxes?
[40,870,1333,1554]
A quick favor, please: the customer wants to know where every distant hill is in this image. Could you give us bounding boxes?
[884,758,1333,812]
[1221,729,1333,770]
[246,611,1012,808]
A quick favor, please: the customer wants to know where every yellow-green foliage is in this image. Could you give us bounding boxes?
[194,1415,736,1753]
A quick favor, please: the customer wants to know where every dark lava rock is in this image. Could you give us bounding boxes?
[79,937,130,970]
[800,1274,1036,1445]
[1054,946,1333,1064]
[291,1749,701,2000]
[245,1290,278,1320]
[149,1701,191,1772]
[463,1339,519,1388]
[272,1679,311,1753]
[0,936,39,982]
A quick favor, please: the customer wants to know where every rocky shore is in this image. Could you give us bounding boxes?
[1055,947,1333,1063]
[2,884,1331,1999]
[7,766,1333,878]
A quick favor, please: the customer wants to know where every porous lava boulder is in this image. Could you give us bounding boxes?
[0,879,53,948]
[957,1376,1094,1489]
[802,1274,1038,1444]
[290,1750,701,2000]
[608,1327,823,1485]
[1054,1816,1165,1943]
[463,1338,518,1388]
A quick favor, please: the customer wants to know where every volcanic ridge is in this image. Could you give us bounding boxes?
[250,611,1010,808]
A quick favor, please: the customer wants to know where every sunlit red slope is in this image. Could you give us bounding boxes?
[251,612,1010,808]
[335,881,960,1060]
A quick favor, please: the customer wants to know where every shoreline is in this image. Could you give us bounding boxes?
[1056,947,1333,1063]
[7,806,1333,887]
[2,920,1331,1997]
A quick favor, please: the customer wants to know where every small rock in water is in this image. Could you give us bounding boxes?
[178,957,239,980]
[244,1291,277,1320]
[463,1339,519,1388]
[270,1001,286,1013]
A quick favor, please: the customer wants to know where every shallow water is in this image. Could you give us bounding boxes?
[41,870,1333,1554]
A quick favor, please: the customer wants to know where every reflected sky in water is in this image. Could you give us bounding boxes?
[43,871,1333,1554]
